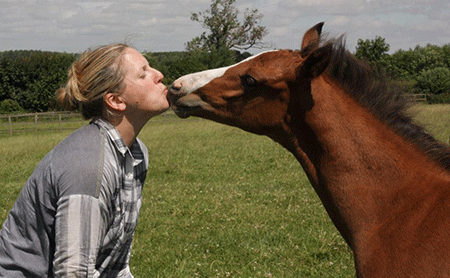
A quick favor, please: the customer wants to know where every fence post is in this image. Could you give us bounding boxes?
[35,113,38,131]
[8,116,12,136]
[59,114,62,131]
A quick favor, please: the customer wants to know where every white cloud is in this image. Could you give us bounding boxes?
[330,16,351,26]
[76,1,113,11]
[0,0,448,54]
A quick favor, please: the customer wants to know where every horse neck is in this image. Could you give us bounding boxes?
[278,75,450,249]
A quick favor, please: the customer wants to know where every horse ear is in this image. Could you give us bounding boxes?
[301,22,324,57]
[298,43,333,80]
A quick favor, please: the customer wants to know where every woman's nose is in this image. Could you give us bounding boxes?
[153,68,164,83]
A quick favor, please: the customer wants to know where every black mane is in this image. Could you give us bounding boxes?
[325,38,450,171]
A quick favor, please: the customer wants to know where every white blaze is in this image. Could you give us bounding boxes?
[175,67,229,94]
[174,50,278,94]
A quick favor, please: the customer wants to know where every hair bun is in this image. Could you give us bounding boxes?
[56,86,78,111]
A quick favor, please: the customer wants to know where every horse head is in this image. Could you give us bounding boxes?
[168,22,331,138]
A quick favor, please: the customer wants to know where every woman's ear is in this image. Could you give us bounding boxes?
[104,92,126,112]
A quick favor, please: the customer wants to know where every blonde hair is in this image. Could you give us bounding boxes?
[56,43,129,119]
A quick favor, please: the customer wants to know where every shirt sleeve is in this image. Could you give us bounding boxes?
[117,265,134,278]
[53,194,109,277]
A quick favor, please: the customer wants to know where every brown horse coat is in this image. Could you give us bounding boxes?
[168,23,450,277]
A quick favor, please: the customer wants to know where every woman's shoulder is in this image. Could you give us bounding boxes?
[48,123,107,197]
[55,123,102,152]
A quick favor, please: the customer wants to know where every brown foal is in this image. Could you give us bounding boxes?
[168,23,450,277]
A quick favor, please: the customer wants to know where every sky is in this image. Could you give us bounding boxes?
[1,0,449,55]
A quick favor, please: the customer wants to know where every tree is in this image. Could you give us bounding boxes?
[0,50,76,112]
[414,67,450,100]
[355,36,391,77]
[186,0,268,52]
[0,99,23,114]
[355,36,390,62]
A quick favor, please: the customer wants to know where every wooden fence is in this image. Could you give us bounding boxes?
[0,93,428,136]
[0,111,182,136]
[404,93,427,103]
[0,111,84,136]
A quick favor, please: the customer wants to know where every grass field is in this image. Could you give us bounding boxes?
[1,104,450,277]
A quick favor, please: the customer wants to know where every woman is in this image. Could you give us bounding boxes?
[0,44,169,277]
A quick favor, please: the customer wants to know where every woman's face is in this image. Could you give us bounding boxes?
[120,48,169,119]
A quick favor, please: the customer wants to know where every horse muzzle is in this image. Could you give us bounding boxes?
[168,84,211,118]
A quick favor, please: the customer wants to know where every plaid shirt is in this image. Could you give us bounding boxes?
[0,119,148,278]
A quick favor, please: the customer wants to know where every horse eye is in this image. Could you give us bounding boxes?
[241,75,257,87]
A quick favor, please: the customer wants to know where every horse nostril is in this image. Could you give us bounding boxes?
[169,84,179,93]
[172,79,183,90]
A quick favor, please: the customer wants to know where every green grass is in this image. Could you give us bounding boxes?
[409,104,450,143]
[1,104,450,277]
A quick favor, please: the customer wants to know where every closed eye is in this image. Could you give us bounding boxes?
[241,75,257,88]
[139,65,151,79]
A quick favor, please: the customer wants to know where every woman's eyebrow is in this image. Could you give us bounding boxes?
[136,65,146,75]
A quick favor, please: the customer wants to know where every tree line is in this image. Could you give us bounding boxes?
[2,41,449,114]
[0,50,77,114]
[355,36,450,103]
[0,48,253,114]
